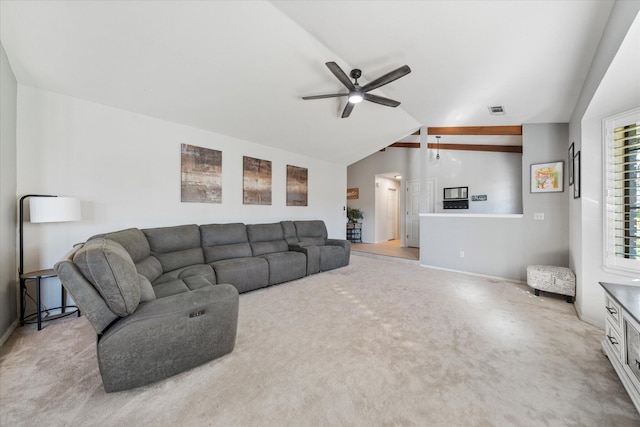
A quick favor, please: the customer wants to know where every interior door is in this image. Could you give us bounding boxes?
[387,188,398,240]
[406,180,420,247]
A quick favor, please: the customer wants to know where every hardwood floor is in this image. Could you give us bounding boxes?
[351,239,419,261]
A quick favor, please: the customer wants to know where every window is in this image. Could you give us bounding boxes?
[604,108,640,274]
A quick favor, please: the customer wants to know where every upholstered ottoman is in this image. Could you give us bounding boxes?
[526,265,576,303]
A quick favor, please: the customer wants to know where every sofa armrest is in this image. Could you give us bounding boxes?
[326,239,351,264]
[288,245,320,275]
[97,284,239,392]
[326,239,350,251]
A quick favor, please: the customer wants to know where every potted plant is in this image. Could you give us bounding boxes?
[347,207,364,223]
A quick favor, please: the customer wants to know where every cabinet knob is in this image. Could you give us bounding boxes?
[606,306,618,315]
[607,335,619,346]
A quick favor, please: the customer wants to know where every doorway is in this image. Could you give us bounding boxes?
[387,188,398,240]
[374,174,401,243]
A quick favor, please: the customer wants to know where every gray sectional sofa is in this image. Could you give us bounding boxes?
[55,220,350,392]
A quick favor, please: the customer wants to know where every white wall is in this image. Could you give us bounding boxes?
[421,123,569,282]
[347,147,420,243]
[569,3,640,328]
[16,86,347,309]
[0,43,18,343]
[425,147,523,214]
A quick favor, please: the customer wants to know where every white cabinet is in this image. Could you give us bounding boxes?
[601,282,640,413]
[625,320,640,391]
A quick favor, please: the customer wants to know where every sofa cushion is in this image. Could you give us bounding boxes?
[260,251,307,285]
[294,220,328,246]
[298,235,325,246]
[280,221,299,245]
[143,224,204,272]
[247,223,288,256]
[152,276,214,299]
[210,257,269,293]
[138,275,156,303]
[133,256,163,283]
[101,228,150,262]
[153,264,216,286]
[73,238,140,316]
[200,223,253,262]
[93,228,163,282]
[152,279,190,299]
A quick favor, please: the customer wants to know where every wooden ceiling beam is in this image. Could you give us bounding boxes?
[388,142,522,153]
[389,142,420,149]
[400,126,521,139]
[427,143,522,153]
[427,125,522,135]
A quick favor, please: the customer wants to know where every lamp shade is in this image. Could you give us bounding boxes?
[30,197,81,223]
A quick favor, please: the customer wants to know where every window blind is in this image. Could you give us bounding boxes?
[605,109,640,273]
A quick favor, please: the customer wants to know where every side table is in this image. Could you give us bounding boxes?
[20,268,80,330]
[346,222,362,243]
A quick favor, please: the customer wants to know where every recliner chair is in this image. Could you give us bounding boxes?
[55,231,238,392]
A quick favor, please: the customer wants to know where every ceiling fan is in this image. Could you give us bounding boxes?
[302,61,411,118]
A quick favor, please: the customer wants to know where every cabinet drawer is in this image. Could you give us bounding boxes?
[605,295,622,330]
[606,319,623,361]
[625,318,640,387]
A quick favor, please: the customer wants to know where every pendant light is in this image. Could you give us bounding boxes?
[436,136,441,160]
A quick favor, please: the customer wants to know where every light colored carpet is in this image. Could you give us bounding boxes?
[1,254,638,426]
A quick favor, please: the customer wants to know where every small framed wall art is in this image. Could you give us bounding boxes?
[531,161,564,193]
[286,165,308,206]
[573,151,581,199]
[568,142,575,186]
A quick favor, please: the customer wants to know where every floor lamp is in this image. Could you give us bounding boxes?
[19,194,81,329]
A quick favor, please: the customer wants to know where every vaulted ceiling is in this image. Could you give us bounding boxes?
[0,1,614,165]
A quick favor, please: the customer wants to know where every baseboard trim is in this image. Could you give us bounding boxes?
[419,263,526,285]
[352,252,420,265]
[0,318,19,348]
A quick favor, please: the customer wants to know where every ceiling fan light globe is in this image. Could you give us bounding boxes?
[348,92,364,104]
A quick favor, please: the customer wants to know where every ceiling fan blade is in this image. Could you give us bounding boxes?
[302,93,348,100]
[326,62,356,91]
[364,93,401,107]
[341,102,355,118]
[361,65,411,92]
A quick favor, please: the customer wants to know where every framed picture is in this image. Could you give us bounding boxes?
[286,165,308,206]
[181,143,222,203]
[568,142,575,186]
[531,161,564,193]
[347,188,359,200]
[243,156,272,205]
[573,151,581,199]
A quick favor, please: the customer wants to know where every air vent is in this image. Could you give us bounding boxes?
[488,105,505,115]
